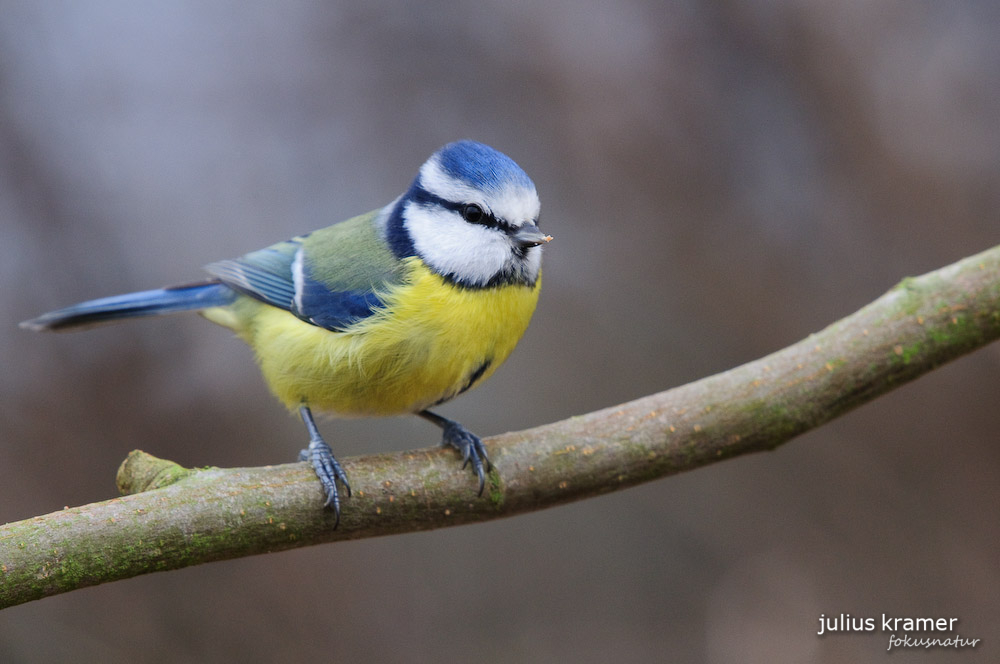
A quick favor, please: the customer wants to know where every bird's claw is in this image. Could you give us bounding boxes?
[440,420,492,496]
[300,437,351,527]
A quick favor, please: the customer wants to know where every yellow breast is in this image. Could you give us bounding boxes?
[203,257,541,416]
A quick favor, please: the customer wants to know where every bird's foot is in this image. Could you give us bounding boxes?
[298,406,351,527]
[420,412,492,495]
[299,438,351,526]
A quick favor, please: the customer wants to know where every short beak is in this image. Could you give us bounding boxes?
[513,224,553,248]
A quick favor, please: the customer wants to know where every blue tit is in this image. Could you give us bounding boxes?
[22,140,551,525]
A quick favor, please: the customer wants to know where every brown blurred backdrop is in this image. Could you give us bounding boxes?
[1,2,998,662]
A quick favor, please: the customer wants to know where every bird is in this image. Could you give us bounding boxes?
[21,140,550,526]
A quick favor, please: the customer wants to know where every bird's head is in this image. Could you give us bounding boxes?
[384,140,549,288]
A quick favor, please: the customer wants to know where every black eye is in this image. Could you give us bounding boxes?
[462,204,484,224]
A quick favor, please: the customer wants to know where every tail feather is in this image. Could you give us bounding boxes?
[20,281,237,332]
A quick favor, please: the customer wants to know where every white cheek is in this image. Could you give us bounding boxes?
[404,202,512,286]
[524,244,543,277]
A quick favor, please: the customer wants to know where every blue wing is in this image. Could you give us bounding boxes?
[204,212,405,332]
[204,241,299,312]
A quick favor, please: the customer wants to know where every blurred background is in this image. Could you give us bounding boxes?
[1,1,998,661]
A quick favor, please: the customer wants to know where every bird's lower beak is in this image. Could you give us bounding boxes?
[513,224,553,248]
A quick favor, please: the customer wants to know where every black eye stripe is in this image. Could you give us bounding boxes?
[411,186,508,231]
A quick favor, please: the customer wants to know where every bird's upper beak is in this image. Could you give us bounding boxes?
[513,224,553,248]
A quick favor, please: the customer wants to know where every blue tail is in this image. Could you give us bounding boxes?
[20,281,238,332]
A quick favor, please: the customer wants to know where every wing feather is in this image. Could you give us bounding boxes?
[203,210,405,331]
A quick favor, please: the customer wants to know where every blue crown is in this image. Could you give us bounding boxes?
[435,140,535,193]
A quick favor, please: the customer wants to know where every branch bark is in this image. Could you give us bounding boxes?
[3,244,999,609]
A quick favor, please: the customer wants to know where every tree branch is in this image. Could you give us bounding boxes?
[3,244,1000,609]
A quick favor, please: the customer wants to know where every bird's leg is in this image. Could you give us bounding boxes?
[298,405,351,526]
[418,410,493,495]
